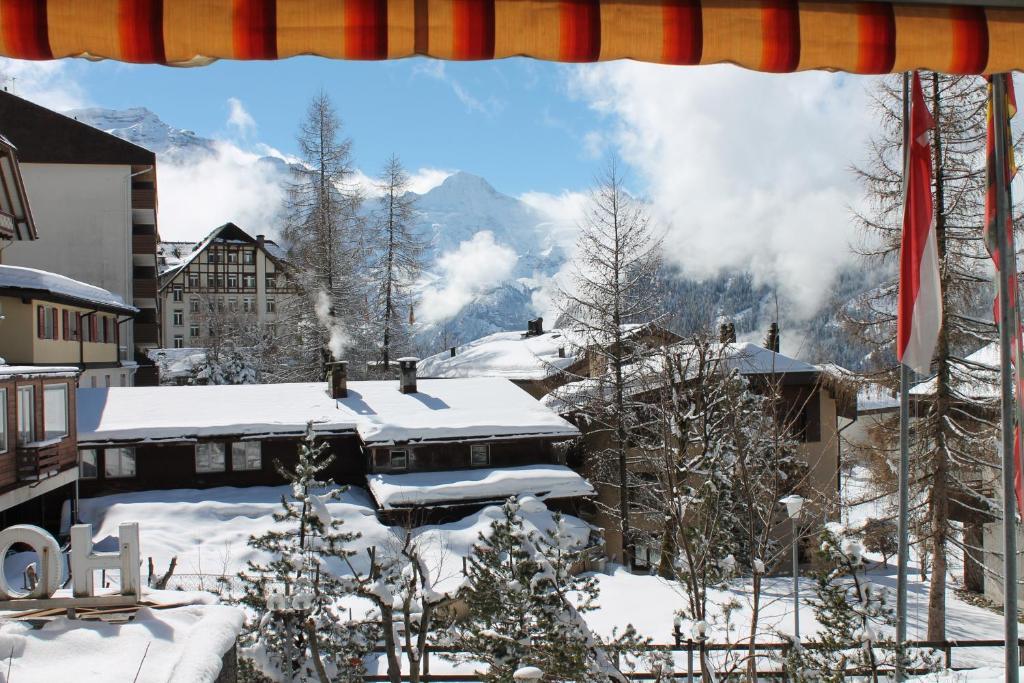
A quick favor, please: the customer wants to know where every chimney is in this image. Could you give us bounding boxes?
[764,322,780,353]
[398,357,419,394]
[328,361,348,399]
[450,346,457,357]
[719,322,736,344]
[256,234,265,249]
[558,346,566,358]
[526,317,543,337]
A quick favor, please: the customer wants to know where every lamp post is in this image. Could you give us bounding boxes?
[780,494,805,644]
[692,619,709,682]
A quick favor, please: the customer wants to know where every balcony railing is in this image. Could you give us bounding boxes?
[132,233,157,255]
[16,438,73,482]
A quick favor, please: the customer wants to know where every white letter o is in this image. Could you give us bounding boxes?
[0,525,61,599]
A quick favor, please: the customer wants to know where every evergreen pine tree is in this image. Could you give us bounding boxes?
[233,426,376,681]
[452,497,645,682]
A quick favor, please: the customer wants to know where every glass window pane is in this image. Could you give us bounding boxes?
[105,447,136,478]
[80,449,98,479]
[196,442,226,472]
[43,384,68,440]
[471,444,490,466]
[16,386,33,445]
[231,441,261,471]
[389,450,407,469]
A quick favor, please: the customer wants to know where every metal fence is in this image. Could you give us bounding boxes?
[359,638,1024,681]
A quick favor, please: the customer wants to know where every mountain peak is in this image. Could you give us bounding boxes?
[62,105,216,159]
[435,171,498,195]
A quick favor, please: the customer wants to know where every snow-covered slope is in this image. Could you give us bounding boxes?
[65,107,219,161]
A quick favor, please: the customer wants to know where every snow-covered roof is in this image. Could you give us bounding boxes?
[418,329,582,381]
[0,604,243,683]
[147,347,208,379]
[367,464,595,510]
[158,223,286,284]
[77,377,580,446]
[0,364,80,378]
[0,264,137,313]
[906,341,1002,402]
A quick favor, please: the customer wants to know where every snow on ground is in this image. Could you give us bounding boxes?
[0,604,243,682]
[368,464,595,510]
[22,474,1011,677]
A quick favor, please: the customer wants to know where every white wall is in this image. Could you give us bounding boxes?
[3,163,134,354]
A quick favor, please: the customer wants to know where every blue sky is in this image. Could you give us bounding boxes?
[50,56,602,197]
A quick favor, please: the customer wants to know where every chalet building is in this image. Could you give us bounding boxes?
[0,132,37,242]
[418,318,681,399]
[0,264,139,387]
[76,360,590,522]
[157,222,297,351]
[542,336,857,571]
[0,91,161,384]
[0,364,80,532]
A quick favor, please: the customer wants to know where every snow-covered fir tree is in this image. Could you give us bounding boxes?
[786,526,936,682]
[451,496,647,682]
[233,426,376,681]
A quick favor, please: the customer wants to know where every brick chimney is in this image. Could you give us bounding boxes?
[327,361,348,399]
[256,234,265,249]
[398,357,419,394]
[450,346,457,357]
[764,322,780,353]
[526,317,543,337]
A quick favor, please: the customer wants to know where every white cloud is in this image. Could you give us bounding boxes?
[412,60,501,115]
[419,231,518,324]
[570,63,878,319]
[157,141,286,241]
[226,97,256,138]
[0,58,87,110]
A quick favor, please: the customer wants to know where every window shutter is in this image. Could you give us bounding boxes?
[51,308,58,340]
[37,306,44,338]
[90,315,97,342]
[62,310,69,340]
[75,312,82,341]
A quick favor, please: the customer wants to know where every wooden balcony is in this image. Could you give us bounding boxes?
[132,233,157,255]
[134,278,157,299]
[131,188,156,209]
[16,439,73,482]
[134,321,159,344]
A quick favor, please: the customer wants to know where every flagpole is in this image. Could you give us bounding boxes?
[895,70,912,683]
[992,72,1020,683]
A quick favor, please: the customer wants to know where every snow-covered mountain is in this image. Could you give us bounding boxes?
[66,106,876,369]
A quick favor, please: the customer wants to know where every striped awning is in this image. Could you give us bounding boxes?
[0,0,1022,74]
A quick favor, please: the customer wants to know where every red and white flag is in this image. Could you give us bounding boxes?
[896,72,940,374]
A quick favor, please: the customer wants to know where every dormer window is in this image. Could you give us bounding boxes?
[389,449,408,470]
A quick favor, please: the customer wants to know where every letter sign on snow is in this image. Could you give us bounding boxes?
[0,522,141,603]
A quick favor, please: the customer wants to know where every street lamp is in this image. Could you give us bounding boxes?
[780,494,805,644]
[692,619,709,682]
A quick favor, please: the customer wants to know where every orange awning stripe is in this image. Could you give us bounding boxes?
[1,0,1024,73]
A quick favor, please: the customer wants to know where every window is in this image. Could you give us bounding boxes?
[43,384,68,440]
[232,441,262,471]
[37,305,57,339]
[389,449,408,469]
[68,312,79,341]
[196,442,226,472]
[172,286,183,302]
[228,298,238,311]
[243,297,254,313]
[105,447,136,478]
[190,298,200,313]
[266,298,276,314]
[0,388,6,454]
[228,273,238,288]
[172,310,184,326]
[16,385,33,444]
[79,448,98,479]
[243,274,256,288]
[188,272,199,288]
[208,250,220,264]
[207,274,216,287]
[190,324,200,338]
[173,335,184,348]
[217,298,225,312]
[470,444,490,467]
[243,250,255,265]
[227,250,238,264]
[265,275,276,290]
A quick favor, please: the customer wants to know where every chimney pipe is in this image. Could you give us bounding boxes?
[398,357,419,394]
[719,322,736,344]
[450,346,457,358]
[558,346,566,358]
[328,361,348,399]
[526,317,543,337]
[764,322,780,353]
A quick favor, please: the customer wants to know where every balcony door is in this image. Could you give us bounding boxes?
[16,385,33,445]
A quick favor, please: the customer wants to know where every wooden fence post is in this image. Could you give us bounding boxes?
[687,639,694,683]
[944,641,952,669]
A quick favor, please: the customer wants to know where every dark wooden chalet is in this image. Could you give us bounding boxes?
[75,360,590,520]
